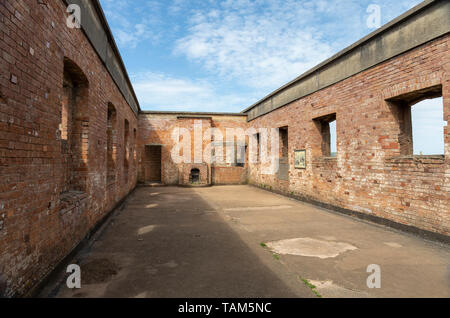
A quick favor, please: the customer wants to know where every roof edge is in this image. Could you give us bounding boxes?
[140,111,247,117]
[62,0,141,115]
[91,0,141,112]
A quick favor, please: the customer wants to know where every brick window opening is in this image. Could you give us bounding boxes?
[60,58,89,194]
[133,128,137,163]
[254,133,260,163]
[387,85,444,156]
[124,119,130,184]
[60,99,68,140]
[221,141,246,167]
[107,103,117,184]
[279,127,289,159]
[278,126,289,181]
[412,97,445,155]
[330,120,337,157]
[236,144,246,167]
[313,113,337,157]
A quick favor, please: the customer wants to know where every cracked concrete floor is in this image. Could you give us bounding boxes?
[44,186,449,298]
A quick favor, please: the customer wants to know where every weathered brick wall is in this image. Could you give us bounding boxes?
[212,166,247,185]
[181,163,210,185]
[247,35,450,236]
[0,0,138,296]
[138,113,248,186]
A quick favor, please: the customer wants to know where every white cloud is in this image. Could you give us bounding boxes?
[174,0,336,90]
[132,72,255,112]
[100,0,161,48]
[173,0,424,91]
[100,0,427,113]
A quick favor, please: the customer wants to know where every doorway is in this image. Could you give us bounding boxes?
[144,145,162,183]
[190,168,200,184]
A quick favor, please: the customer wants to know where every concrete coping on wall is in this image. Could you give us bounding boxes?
[63,0,141,115]
[177,116,213,120]
[242,0,450,121]
[140,111,248,117]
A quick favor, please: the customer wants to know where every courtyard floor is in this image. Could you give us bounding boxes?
[42,185,449,298]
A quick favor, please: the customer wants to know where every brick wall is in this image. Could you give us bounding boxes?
[212,166,247,185]
[0,0,138,296]
[138,113,248,186]
[1,0,448,299]
[247,35,450,236]
[181,163,210,186]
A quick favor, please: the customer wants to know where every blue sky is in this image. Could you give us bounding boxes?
[99,0,445,154]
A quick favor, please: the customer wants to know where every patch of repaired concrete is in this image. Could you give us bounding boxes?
[384,242,403,248]
[80,258,120,284]
[309,280,369,298]
[267,238,357,259]
[137,225,157,236]
[224,205,292,212]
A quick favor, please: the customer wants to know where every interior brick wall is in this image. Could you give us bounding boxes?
[212,166,247,185]
[180,163,210,185]
[138,113,248,186]
[0,0,138,296]
[1,0,448,299]
[247,35,450,236]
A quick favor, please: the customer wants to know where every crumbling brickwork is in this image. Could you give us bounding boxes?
[0,0,138,296]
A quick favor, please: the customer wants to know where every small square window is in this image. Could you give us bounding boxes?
[313,113,337,157]
[386,85,444,156]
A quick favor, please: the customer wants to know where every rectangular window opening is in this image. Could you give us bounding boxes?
[412,97,445,156]
[313,113,337,158]
[254,133,260,163]
[279,127,289,159]
[387,85,444,157]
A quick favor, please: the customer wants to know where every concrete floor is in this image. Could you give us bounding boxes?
[45,186,449,298]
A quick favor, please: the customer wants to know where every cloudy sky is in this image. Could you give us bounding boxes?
[99,0,445,154]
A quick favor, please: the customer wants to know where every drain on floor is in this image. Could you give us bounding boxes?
[267,238,357,259]
[80,258,120,284]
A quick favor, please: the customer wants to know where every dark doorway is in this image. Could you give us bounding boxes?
[144,145,162,183]
[190,168,200,184]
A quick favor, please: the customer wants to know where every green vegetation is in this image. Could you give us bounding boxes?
[300,277,322,298]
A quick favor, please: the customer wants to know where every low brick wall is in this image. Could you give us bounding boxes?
[212,166,248,185]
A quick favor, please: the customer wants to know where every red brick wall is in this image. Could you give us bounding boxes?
[247,35,450,236]
[1,0,448,299]
[181,163,210,185]
[213,166,247,185]
[138,113,248,186]
[0,0,138,296]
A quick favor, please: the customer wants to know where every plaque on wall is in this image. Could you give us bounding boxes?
[294,150,306,169]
